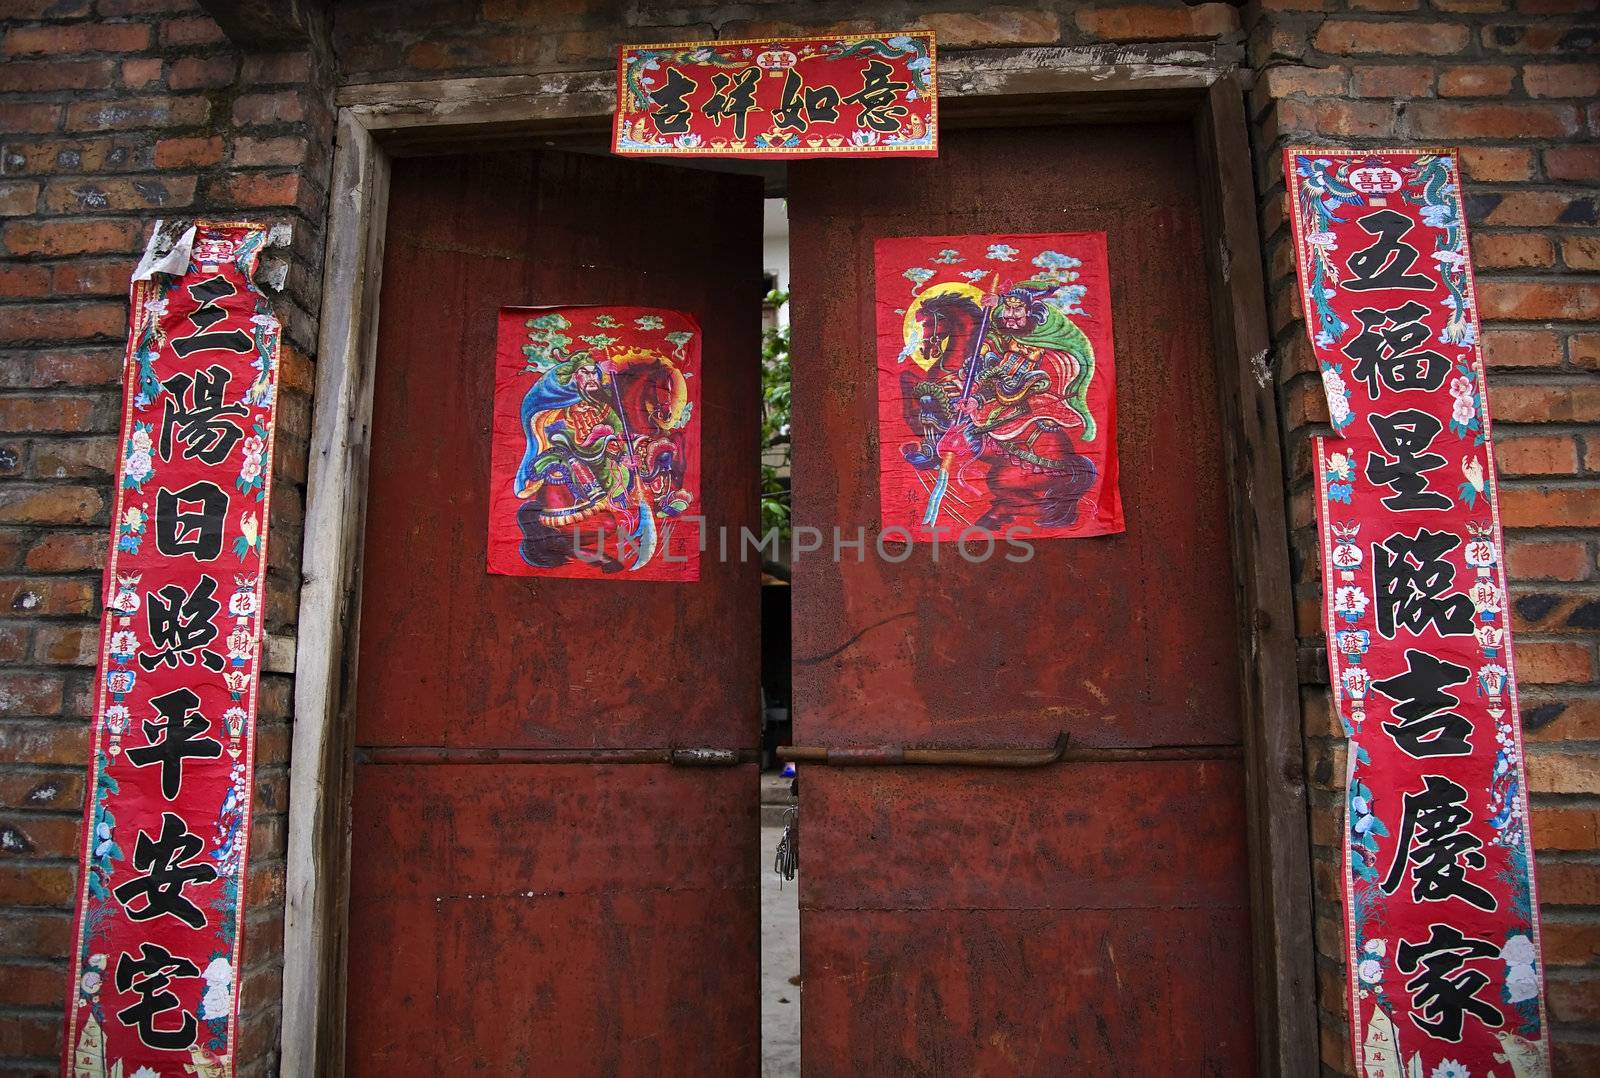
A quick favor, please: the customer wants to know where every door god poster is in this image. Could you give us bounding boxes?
[65,221,279,1077]
[1288,148,1551,1076]
[488,306,701,581]
[875,232,1123,541]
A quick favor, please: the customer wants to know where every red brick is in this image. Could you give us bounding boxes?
[1568,333,1599,371]
[1490,384,1600,422]
[160,15,227,47]
[41,176,197,214]
[0,720,87,766]
[49,259,131,297]
[29,349,121,387]
[1546,145,1600,182]
[0,59,116,93]
[31,437,116,480]
[918,10,1061,47]
[6,0,90,13]
[1409,101,1581,139]
[1479,281,1600,321]
[3,22,151,56]
[1482,190,1596,227]
[0,862,74,906]
[1548,978,1600,1024]
[1460,145,1536,182]
[1483,328,1563,368]
[1074,3,1239,41]
[1500,486,1600,528]
[1565,236,1600,272]
[154,135,225,168]
[120,56,162,89]
[1519,642,1595,685]
[1439,64,1516,97]
[1274,97,1398,139]
[1350,64,1434,98]
[1497,433,1579,474]
[1436,0,1506,9]
[1482,22,1594,53]
[0,102,62,135]
[0,673,63,717]
[0,483,103,525]
[0,263,49,298]
[231,135,308,168]
[215,171,303,208]
[1350,0,1418,8]
[1507,538,1589,580]
[1543,920,1600,966]
[0,181,40,216]
[1315,20,1470,55]
[32,622,98,666]
[241,51,314,84]
[1524,62,1600,98]
[169,54,238,91]
[0,302,125,344]
[1471,232,1555,268]
[232,90,307,126]
[65,94,210,131]
[2,218,142,256]
[1539,861,1600,905]
[24,531,103,573]
[1531,806,1600,849]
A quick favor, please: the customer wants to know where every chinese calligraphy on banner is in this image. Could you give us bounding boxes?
[65,222,279,1077]
[1287,149,1551,1075]
[614,32,936,158]
[488,306,701,580]
[874,232,1124,542]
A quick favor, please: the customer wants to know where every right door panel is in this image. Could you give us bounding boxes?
[789,123,1256,1075]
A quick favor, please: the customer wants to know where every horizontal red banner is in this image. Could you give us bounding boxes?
[614,32,937,158]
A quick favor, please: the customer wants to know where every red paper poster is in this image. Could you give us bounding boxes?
[874,232,1123,541]
[614,32,936,158]
[64,222,279,1077]
[488,306,701,581]
[1287,148,1551,1075]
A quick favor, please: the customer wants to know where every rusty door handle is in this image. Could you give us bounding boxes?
[777,731,1068,768]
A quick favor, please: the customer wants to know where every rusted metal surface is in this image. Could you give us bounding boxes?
[346,150,762,1074]
[779,731,1068,766]
[356,150,761,753]
[355,746,755,766]
[345,764,759,1075]
[788,123,1256,1072]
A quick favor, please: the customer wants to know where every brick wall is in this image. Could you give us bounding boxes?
[0,0,1593,1073]
[1245,2,1600,1073]
[0,1,331,1074]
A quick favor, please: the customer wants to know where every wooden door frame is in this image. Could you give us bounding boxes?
[282,48,1317,1077]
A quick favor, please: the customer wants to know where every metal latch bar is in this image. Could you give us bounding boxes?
[777,731,1069,768]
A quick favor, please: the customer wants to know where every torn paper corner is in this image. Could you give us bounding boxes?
[132,219,197,281]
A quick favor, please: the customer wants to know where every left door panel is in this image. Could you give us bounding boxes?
[344,151,763,1075]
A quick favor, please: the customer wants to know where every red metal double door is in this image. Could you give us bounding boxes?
[349,125,1254,1075]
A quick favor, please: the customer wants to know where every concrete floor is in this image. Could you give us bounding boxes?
[761,821,801,1077]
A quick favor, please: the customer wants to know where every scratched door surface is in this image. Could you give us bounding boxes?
[345,151,762,1074]
[789,123,1257,1075]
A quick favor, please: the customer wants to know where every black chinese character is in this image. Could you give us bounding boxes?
[154,480,229,561]
[1373,648,1475,758]
[772,68,841,132]
[125,687,223,800]
[701,67,762,140]
[114,943,200,1051]
[171,275,253,359]
[1343,301,1451,400]
[1382,775,1496,910]
[842,59,910,133]
[1366,409,1451,512]
[140,577,224,673]
[1396,924,1505,1041]
[111,811,218,928]
[1346,208,1435,292]
[1373,529,1476,638]
[649,67,698,135]
[158,365,246,466]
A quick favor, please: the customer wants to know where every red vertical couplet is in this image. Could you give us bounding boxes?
[1287,149,1551,1074]
[62,222,279,1077]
